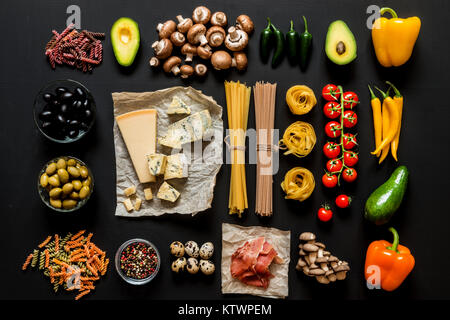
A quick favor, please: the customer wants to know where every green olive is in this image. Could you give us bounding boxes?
[67,159,77,166]
[62,199,77,210]
[70,192,79,200]
[62,183,74,195]
[82,177,91,187]
[67,166,80,178]
[57,169,69,184]
[79,166,89,179]
[49,188,62,199]
[72,180,82,191]
[49,198,62,209]
[56,158,67,169]
[40,174,49,188]
[79,186,90,199]
[48,175,60,187]
[46,162,57,175]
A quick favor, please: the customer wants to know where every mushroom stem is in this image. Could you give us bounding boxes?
[149,57,160,67]
[171,66,180,75]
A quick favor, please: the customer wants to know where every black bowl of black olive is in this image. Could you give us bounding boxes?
[33,79,96,143]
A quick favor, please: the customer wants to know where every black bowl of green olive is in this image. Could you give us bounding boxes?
[38,156,94,212]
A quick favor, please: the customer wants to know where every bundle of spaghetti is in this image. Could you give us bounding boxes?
[253,82,277,216]
[225,81,251,217]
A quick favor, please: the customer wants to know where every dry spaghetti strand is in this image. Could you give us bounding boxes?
[281,167,315,202]
[286,85,317,115]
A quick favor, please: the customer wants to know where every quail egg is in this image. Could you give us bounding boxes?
[185,241,200,258]
[186,257,200,274]
[170,241,185,258]
[199,242,214,260]
[171,257,187,273]
[199,259,215,275]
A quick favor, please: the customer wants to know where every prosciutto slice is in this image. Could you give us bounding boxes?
[230,237,282,289]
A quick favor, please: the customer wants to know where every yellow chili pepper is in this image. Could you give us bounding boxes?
[387,82,404,161]
[372,7,421,67]
[368,85,382,157]
[377,88,390,164]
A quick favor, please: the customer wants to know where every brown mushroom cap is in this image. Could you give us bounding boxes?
[303,243,319,252]
[152,38,173,59]
[225,26,249,51]
[187,24,208,46]
[163,56,182,75]
[157,20,176,39]
[197,44,212,60]
[180,65,194,78]
[170,31,186,47]
[181,43,197,62]
[236,15,254,34]
[206,26,226,47]
[210,12,227,27]
[194,64,207,76]
[299,232,316,241]
[192,6,211,24]
[210,50,232,70]
[149,57,160,67]
[232,52,248,71]
[176,15,193,33]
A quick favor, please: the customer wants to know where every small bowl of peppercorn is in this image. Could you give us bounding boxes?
[115,239,161,285]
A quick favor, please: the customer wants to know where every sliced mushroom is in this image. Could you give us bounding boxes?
[176,15,193,33]
[210,12,227,27]
[187,24,208,46]
[231,52,248,70]
[303,243,319,252]
[197,44,212,60]
[149,57,160,67]
[163,56,182,75]
[225,26,249,51]
[210,50,232,70]
[157,20,176,39]
[192,6,211,24]
[152,38,173,59]
[194,64,207,76]
[236,15,254,34]
[316,275,331,284]
[180,65,194,79]
[299,232,316,241]
[181,43,197,62]
[206,26,226,47]
[170,31,186,47]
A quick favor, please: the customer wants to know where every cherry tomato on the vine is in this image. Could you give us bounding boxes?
[343,151,359,167]
[326,158,343,173]
[323,142,341,159]
[343,91,359,109]
[318,205,333,222]
[343,110,358,128]
[323,101,341,119]
[342,167,358,182]
[335,195,352,208]
[322,173,338,188]
[343,133,357,150]
[325,121,342,138]
[322,84,340,101]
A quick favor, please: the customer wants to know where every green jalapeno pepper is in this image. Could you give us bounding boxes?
[260,18,274,63]
[286,20,300,63]
[271,22,285,67]
[299,16,312,70]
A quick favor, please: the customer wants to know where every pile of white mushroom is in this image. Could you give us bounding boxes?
[296,232,350,284]
[150,6,254,78]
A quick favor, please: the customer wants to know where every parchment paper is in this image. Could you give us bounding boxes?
[221,223,290,299]
[112,87,223,217]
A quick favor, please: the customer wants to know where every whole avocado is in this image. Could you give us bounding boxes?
[365,166,409,225]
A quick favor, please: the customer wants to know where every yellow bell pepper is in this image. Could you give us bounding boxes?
[372,7,421,67]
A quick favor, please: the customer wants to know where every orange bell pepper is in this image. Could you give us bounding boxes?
[372,7,421,67]
[365,227,415,291]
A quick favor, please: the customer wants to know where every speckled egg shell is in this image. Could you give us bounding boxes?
[199,242,214,259]
[170,241,185,258]
[199,259,215,275]
[186,257,199,274]
[171,257,187,273]
[185,241,199,258]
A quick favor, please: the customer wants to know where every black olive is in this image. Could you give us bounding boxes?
[69,119,79,127]
[41,121,52,129]
[82,99,90,109]
[43,93,53,102]
[68,129,79,139]
[84,109,92,120]
[75,87,86,98]
[56,114,66,125]
[60,104,69,114]
[75,100,83,110]
[52,99,61,107]
[61,92,73,101]
[56,87,68,95]
[39,110,53,121]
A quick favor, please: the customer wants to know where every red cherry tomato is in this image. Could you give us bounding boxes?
[322,173,338,188]
[343,110,358,128]
[323,142,341,159]
[343,133,357,150]
[325,121,342,138]
[343,91,359,109]
[343,151,359,167]
[322,84,340,101]
[323,101,341,119]
[335,195,351,208]
[318,205,333,222]
[342,167,357,182]
[326,158,343,173]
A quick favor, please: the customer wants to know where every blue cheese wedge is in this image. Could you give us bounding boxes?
[164,153,189,180]
[159,110,212,149]
[157,182,180,202]
[147,153,167,176]
[167,97,191,115]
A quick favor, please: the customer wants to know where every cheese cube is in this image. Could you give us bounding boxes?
[124,185,136,197]
[167,97,191,115]
[157,182,180,202]
[147,153,167,176]
[144,188,153,200]
[123,198,134,212]
[164,153,189,180]
[134,197,142,211]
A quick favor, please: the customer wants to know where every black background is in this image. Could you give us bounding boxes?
[1,0,449,300]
